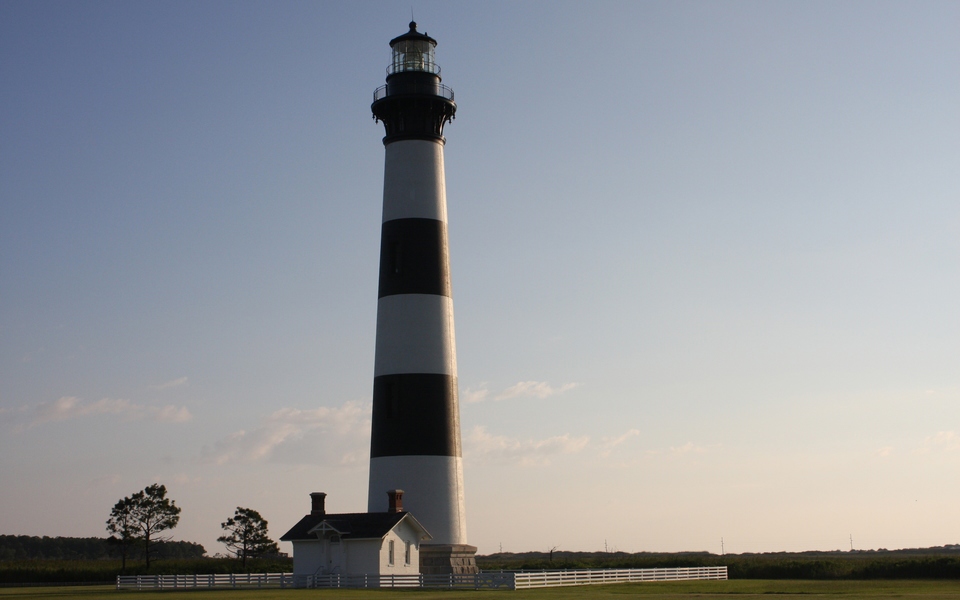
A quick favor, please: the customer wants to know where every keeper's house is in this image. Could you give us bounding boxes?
[280,490,431,579]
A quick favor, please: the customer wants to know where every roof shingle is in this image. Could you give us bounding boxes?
[280,511,416,542]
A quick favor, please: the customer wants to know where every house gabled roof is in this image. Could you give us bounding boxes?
[280,511,432,543]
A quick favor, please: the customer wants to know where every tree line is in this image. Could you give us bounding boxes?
[0,535,204,562]
[103,483,279,569]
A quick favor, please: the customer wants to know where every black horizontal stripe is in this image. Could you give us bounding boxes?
[378,218,451,298]
[370,373,461,458]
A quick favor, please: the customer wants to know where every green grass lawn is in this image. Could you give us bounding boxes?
[2,580,960,600]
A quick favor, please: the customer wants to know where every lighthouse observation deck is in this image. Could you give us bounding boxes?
[374,82,454,103]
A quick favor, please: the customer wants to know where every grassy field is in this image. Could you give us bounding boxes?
[2,580,960,600]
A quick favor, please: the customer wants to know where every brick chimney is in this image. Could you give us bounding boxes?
[310,492,327,515]
[387,489,404,514]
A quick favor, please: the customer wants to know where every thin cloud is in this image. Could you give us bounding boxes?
[464,425,589,467]
[14,396,192,429]
[914,431,960,455]
[492,381,578,402]
[153,405,192,423]
[599,428,640,458]
[153,377,188,390]
[875,446,894,458]
[644,441,718,457]
[669,441,708,455]
[202,401,370,466]
[462,381,577,403]
[462,384,489,404]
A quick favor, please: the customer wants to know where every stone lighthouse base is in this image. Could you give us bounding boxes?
[419,544,479,575]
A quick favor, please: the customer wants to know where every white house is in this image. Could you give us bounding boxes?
[280,490,432,582]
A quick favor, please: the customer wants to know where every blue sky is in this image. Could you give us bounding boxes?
[2,1,959,556]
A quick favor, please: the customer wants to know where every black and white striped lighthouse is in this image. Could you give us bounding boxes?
[368,23,476,574]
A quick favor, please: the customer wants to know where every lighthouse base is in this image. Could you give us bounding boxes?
[419,544,478,575]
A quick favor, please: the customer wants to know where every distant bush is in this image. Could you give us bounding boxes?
[0,557,293,584]
[0,535,204,562]
[856,556,960,579]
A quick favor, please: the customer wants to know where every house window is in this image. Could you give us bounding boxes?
[404,540,411,565]
[388,540,395,566]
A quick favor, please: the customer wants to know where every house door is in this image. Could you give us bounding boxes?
[328,539,342,573]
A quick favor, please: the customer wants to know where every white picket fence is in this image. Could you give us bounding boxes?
[298,572,515,589]
[512,566,727,589]
[116,566,727,591]
[116,573,292,590]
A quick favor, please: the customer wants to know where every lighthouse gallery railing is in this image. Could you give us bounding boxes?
[374,83,454,103]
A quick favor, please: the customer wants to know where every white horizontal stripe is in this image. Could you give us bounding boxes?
[368,455,467,546]
[382,140,448,223]
[374,294,457,377]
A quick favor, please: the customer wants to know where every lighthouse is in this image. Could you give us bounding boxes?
[368,23,477,574]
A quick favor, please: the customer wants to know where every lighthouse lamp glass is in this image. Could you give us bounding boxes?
[390,40,438,75]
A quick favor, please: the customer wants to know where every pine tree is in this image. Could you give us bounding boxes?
[106,496,139,569]
[108,484,181,568]
[217,507,280,568]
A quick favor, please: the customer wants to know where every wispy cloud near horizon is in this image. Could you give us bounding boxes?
[5,397,193,430]
[644,441,719,457]
[914,431,960,455]
[496,381,579,401]
[201,400,370,466]
[464,425,589,467]
[464,381,579,404]
[153,377,189,390]
[600,428,641,458]
[462,384,491,404]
